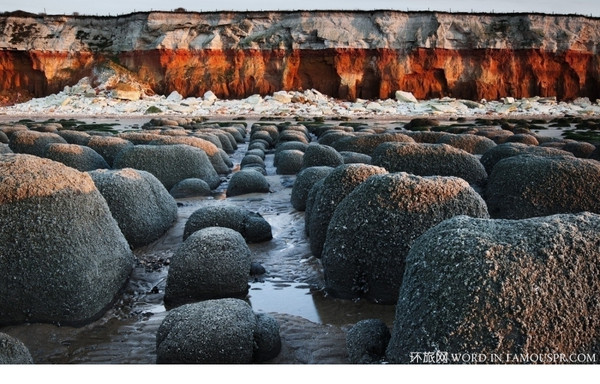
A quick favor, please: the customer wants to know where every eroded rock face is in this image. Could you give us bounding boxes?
[1,11,599,103]
[386,213,600,363]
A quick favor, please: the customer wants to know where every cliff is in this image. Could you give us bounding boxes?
[1,10,599,104]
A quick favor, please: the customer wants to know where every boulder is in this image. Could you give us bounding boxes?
[113,144,221,190]
[304,178,325,236]
[0,144,13,154]
[322,173,489,304]
[0,131,8,144]
[240,154,265,168]
[169,178,212,198]
[149,136,231,174]
[486,155,600,219]
[183,205,272,243]
[346,319,391,364]
[402,130,448,143]
[291,166,334,211]
[436,134,497,155]
[372,142,488,186]
[308,164,388,258]
[0,154,133,325]
[275,149,304,175]
[253,313,282,362]
[0,333,33,364]
[331,133,415,155]
[226,170,270,197]
[9,130,67,157]
[156,299,257,363]
[479,142,573,174]
[57,130,92,146]
[164,227,251,305]
[87,136,134,167]
[88,168,178,248]
[43,143,109,172]
[318,131,355,146]
[395,90,418,103]
[386,213,600,363]
[505,133,539,146]
[301,143,344,169]
[340,151,371,164]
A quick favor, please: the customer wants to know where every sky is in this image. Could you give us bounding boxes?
[2,0,600,17]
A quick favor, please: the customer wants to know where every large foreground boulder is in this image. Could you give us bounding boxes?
[88,168,178,248]
[386,213,600,363]
[372,142,487,186]
[0,154,134,325]
[156,299,257,363]
[113,144,221,190]
[308,164,388,258]
[486,155,600,219]
[0,333,33,364]
[183,205,272,243]
[164,227,251,305]
[322,173,489,304]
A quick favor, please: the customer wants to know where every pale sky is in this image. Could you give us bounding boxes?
[2,0,600,17]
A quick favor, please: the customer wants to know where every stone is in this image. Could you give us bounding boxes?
[436,133,497,155]
[0,144,12,154]
[395,90,418,103]
[505,133,539,146]
[253,313,282,362]
[43,143,109,172]
[0,154,133,325]
[164,227,251,305]
[203,90,218,102]
[148,136,231,174]
[479,142,574,174]
[275,149,304,175]
[9,130,67,157]
[386,213,600,363]
[166,90,183,102]
[183,205,272,243]
[301,143,344,169]
[346,319,390,364]
[169,178,212,198]
[322,173,489,304]
[340,151,371,164]
[57,130,92,146]
[372,142,488,186]
[486,155,600,219]
[226,170,270,197]
[86,136,134,167]
[308,164,388,258]
[113,144,221,190]
[331,133,415,155]
[88,168,178,248]
[240,154,265,168]
[291,166,334,211]
[156,298,257,363]
[0,333,33,364]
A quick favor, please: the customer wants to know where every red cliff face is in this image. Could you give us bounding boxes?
[0,11,599,104]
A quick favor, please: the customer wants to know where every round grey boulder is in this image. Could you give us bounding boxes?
[57,130,92,146]
[340,151,371,164]
[183,205,272,243]
[301,143,344,169]
[226,170,270,197]
[87,135,134,167]
[291,166,334,211]
[44,143,109,172]
[0,144,12,154]
[308,164,388,258]
[148,136,231,174]
[113,144,221,190]
[0,333,33,364]
[88,168,178,248]
[322,173,489,304]
[169,178,212,198]
[486,154,600,219]
[346,319,391,364]
[505,133,539,146]
[372,142,488,186]
[275,149,304,175]
[386,213,600,363]
[240,154,265,168]
[253,313,282,362]
[9,130,67,157]
[164,227,251,306]
[436,133,497,155]
[331,133,415,155]
[479,142,573,174]
[0,154,134,325]
[156,298,257,363]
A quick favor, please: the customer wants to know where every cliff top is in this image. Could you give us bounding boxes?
[1,10,598,52]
